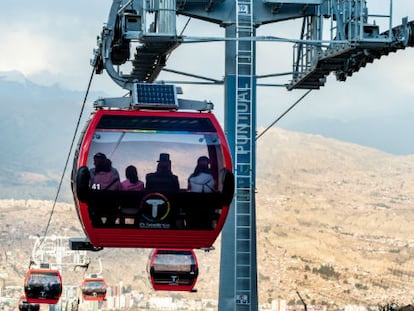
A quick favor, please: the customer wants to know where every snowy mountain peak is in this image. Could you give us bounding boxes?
[0,70,28,85]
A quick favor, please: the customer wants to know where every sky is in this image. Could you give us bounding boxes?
[1,0,414,128]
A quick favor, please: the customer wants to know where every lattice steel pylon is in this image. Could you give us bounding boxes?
[218,0,258,310]
[30,235,89,270]
[29,236,89,311]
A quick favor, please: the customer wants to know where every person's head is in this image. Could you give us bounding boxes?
[125,165,139,183]
[95,156,112,173]
[197,156,209,168]
[93,152,107,167]
[156,153,172,173]
[189,156,210,178]
[93,152,107,161]
[195,156,210,174]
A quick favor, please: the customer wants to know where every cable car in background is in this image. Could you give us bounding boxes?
[24,269,62,304]
[72,83,234,249]
[147,249,199,291]
[81,276,107,301]
[18,295,40,311]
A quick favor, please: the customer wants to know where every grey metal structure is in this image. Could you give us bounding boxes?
[29,236,89,311]
[88,1,414,311]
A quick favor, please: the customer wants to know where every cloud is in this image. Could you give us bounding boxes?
[0,0,413,108]
[0,31,54,74]
[18,172,49,185]
[0,1,111,89]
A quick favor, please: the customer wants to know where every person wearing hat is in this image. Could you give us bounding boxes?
[145,153,179,192]
[187,156,215,193]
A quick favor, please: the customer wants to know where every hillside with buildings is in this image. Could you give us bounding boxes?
[1,128,414,310]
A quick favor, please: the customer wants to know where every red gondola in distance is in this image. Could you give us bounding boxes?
[24,269,62,304]
[72,109,234,249]
[18,295,40,311]
[147,249,199,292]
[81,277,107,301]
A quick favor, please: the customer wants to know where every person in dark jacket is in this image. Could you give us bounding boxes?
[146,153,179,192]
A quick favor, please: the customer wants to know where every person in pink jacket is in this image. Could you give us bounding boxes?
[90,153,121,191]
[121,165,144,191]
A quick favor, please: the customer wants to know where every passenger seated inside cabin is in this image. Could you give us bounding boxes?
[121,165,144,191]
[89,152,121,190]
[146,153,179,192]
[188,156,215,193]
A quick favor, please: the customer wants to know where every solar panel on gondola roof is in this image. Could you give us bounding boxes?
[136,83,177,106]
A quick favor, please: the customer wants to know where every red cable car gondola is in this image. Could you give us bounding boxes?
[24,269,62,304]
[147,249,199,291]
[72,109,234,249]
[18,295,40,311]
[80,276,107,301]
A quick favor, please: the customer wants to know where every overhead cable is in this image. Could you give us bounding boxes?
[39,67,95,246]
[256,89,312,141]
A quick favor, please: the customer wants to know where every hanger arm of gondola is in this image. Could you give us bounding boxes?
[69,237,104,252]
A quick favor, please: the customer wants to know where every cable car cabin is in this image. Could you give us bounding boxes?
[147,249,198,291]
[72,109,234,249]
[81,277,107,301]
[18,295,40,311]
[24,269,62,304]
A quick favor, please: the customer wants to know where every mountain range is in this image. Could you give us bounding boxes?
[1,70,413,202]
[281,115,414,156]
[0,71,103,201]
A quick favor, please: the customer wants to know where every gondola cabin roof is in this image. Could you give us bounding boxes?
[72,109,234,249]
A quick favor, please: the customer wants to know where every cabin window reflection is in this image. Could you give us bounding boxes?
[153,254,194,272]
[87,130,225,191]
